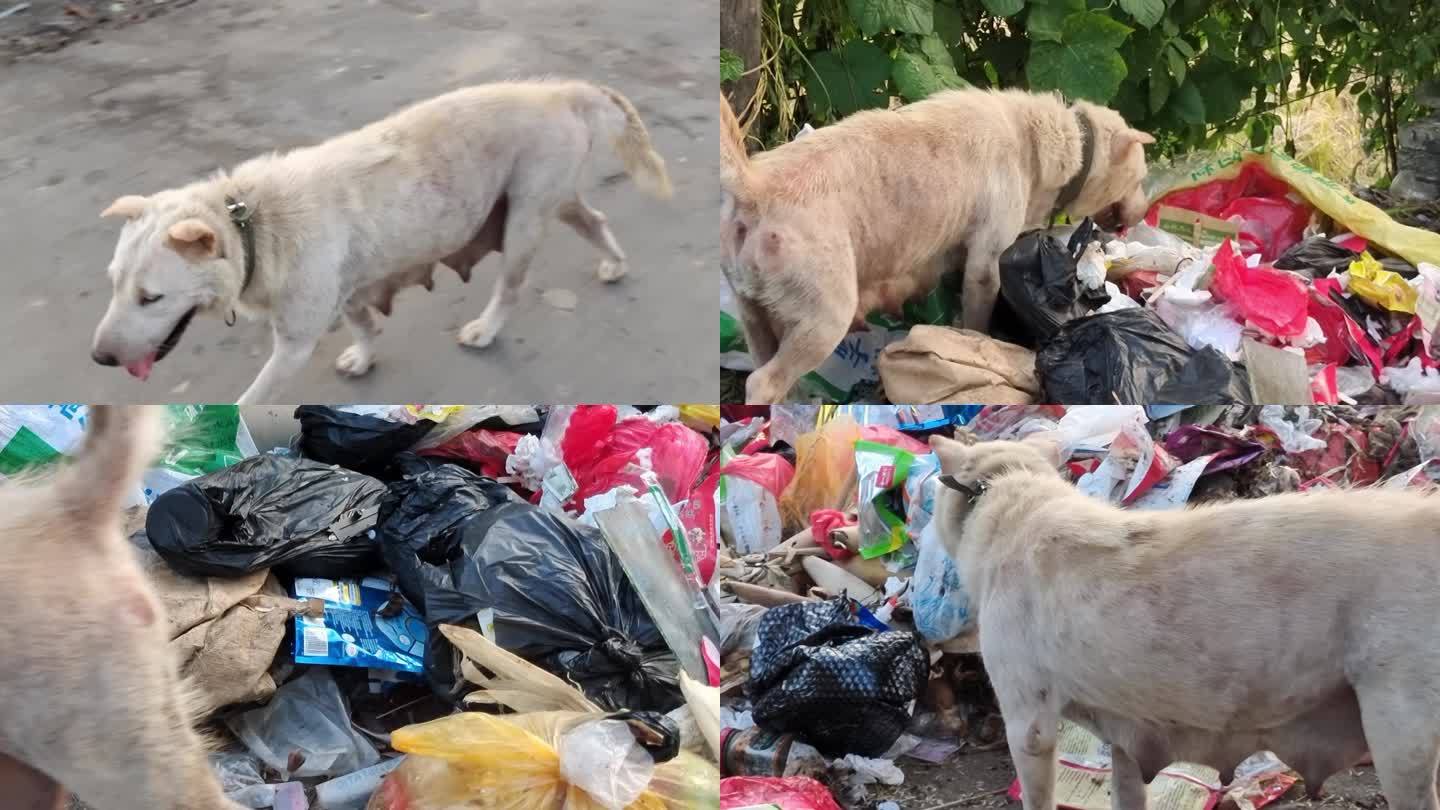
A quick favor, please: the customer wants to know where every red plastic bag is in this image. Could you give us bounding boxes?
[419,429,523,479]
[720,777,842,810]
[675,461,720,585]
[1147,162,1312,260]
[1311,364,1339,404]
[858,424,929,455]
[1313,278,1384,378]
[718,453,795,497]
[1209,239,1309,337]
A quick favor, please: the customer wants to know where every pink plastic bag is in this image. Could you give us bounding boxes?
[720,777,842,810]
[1210,239,1309,337]
[718,453,796,497]
[675,461,720,585]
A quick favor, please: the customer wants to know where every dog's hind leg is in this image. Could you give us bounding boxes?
[1004,705,1060,810]
[1110,745,1149,810]
[558,196,628,282]
[745,274,854,403]
[736,294,779,366]
[335,297,380,377]
[459,205,547,349]
[1358,686,1440,810]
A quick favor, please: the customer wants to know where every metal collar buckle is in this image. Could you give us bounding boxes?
[938,474,989,504]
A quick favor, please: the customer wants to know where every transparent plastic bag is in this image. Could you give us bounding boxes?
[369,712,718,810]
[780,416,863,529]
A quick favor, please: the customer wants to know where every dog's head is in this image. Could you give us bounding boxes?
[91,192,241,380]
[928,432,1064,554]
[1070,102,1155,231]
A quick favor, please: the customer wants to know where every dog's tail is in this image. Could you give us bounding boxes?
[591,85,673,199]
[720,92,756,206]
[59,405,162,522]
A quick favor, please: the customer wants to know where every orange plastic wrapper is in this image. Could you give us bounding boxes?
[778,415,863,531]
[367,712,718,810]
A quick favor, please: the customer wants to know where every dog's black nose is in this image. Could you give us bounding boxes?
[92,350,119,366]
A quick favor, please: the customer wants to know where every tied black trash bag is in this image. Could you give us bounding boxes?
[1036,307,1252,404]
[1273,236,1360,277]
[378,456,681,712]
[295,406,436,478]
[748,597,927,757]
[146,455,387,578]
[998,219,1111,346]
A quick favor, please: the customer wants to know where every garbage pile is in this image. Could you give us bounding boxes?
[716,403,1440,810]
[0,404,722,810]
[721,149,1440,405]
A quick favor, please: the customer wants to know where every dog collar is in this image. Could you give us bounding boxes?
[224,195,257,312]
[938,474,989,505]
[1050,108,1095,221]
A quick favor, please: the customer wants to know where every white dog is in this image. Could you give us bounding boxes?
[92,79,671,403]
[929,433,1437,810]
[0,406,247,810]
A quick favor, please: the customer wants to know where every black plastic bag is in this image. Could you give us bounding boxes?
[295,406,436,478]
[1036,307,1252,404]
[378,458,681,712]
[146,455,387,578]
[1273,237,1360,277]
[748,597,927,757]
[998,219,1111,346]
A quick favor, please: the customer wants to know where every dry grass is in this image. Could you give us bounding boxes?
[1215,87,1389,186]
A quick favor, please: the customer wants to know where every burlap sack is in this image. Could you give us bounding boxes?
[878,325,1039,403]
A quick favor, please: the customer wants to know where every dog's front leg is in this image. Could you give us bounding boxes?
[335,298,380,377]
[237,330,319,404]
[1110,744,1149,810]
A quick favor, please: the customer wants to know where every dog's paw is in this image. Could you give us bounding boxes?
[597,259,628,283]
[334,344,375,377]
[458,317,500,349]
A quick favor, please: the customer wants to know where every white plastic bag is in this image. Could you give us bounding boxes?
[910,522,972,642]
[558,719,656,810]
[228,668,380,779]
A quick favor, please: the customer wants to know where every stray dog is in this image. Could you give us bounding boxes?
[0,407,246,810]
[720,90,1154,403]
[92,80,672,403]
[926,433,1440,810]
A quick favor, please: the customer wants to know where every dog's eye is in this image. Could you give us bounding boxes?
[139,292,164,306]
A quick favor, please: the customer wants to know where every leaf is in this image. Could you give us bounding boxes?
[1191,58,1245,124]
[893,38,969,100]
[981,0,1024,18]
[1025,0,1084,43]
[1118,0,1163,28]
[1164,42,1187,85]
[720,48,744,83]
[848,0,934,35]
[1169,78,1205,124]
[1170,37,1194,58]
[1248,116,1270,148]
[1148,63,1171,114]
[932,1,966,46]
[804,40,894,120]
[1025,12,1132,103]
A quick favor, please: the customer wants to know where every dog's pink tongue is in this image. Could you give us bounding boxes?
[125,353,157,381]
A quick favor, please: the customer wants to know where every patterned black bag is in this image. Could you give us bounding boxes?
[748,597,928,757]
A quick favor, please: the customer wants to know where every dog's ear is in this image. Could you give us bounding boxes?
[165,219,219,260]
[1112,128,1156,159]
[929,434,970,471]
[101,195,149,220]
[1020,431,1065,468]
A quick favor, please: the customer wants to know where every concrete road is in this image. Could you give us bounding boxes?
[0,0,717,404]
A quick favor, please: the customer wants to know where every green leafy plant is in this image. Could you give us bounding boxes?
[724,0,1440,175]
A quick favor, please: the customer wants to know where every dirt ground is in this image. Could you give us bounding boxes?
[0,0,716,403]
[870,750,1387,810]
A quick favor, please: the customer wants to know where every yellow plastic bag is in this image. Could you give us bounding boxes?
[1347,252,1418,314]
[368,712,718,810]
[678,405,720,432]
[779,414,862,530]
[1147,149,1440,268]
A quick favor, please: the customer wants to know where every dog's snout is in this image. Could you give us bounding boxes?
[92,349,119,367]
